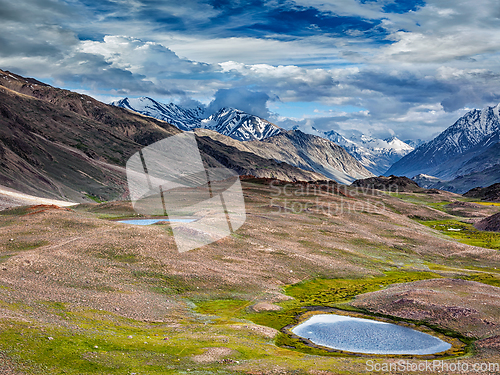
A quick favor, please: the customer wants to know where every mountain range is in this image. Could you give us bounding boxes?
[0,70,373,203]
[112,97,281,141]
[3,69,498,198]
[196,128,372,184]
[387,103,500,193]
[320,130,414,175]
[112,96,373,183]
[114,97,414,176]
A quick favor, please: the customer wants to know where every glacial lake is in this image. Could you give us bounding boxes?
[291,314,452,355]
[117,218,196,225]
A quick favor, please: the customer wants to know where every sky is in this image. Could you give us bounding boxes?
[1,0,500,141]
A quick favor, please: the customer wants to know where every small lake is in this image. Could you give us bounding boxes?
[291,314,451,355]
[117,218,196,225]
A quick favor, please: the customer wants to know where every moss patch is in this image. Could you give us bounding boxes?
[4,240,49,251]
[418,219,500,250]
[242,271,443,346]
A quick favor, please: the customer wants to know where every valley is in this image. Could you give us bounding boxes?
[2,0,500,374]
[0,179,499,374]
[0,69,499,374]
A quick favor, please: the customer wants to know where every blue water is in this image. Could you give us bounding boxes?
[117,218,195,225]
[292,314,452,355]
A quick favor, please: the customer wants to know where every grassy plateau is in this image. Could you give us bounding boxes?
[0,181,499,374]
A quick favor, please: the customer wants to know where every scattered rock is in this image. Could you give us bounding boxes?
[191,347,236,363]
[251,302,282,312]
[475,212,500,232]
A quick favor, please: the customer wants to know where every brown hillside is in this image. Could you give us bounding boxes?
[0,69,326,202]
[475,212,500,232]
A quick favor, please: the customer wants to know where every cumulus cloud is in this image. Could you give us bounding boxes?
[1,0,500,141]
[206,88,271,118]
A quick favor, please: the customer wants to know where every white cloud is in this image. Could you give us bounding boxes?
[2,0,500,141]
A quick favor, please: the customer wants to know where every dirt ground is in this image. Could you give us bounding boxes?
[0,180,499,374]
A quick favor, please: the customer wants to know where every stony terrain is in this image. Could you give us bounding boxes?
[0,179,499,374]
[464,183,500,202]
[475,212,500,232]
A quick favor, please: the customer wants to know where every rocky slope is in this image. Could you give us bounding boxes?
[0,69,326,202]
[475,212,500,232]
[464,183,500,202]
[412,174,442,189]
[387,103,500,179]
[196,129,374,184]
[112,96,281,141]
[426,164,500,194]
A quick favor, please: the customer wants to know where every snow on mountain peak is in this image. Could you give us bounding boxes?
[111,98,281,141]
[386,102,500,179]
[316,130,414,175]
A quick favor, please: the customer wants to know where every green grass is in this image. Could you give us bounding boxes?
[425,263,500,288]
[418,219,500,250]
[3,240,49,251]
[475,202,500,207]
[85,194,104,203]
[192,271,443,335]
[387,193,458,213]
[93,246,139,263]
[0,310,206,375]
[243,271,442,338]
[458,273,500,288]
[131,270,196,294]
[195,299,252,321]
[0,302,305,374]
[0,206,32,216]
[232,270,475,358]
[284,270,441,306]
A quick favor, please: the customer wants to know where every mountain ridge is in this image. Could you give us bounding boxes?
[0,69,330,202]
[195,128,374,184]
[322,130,414,175]
[387,103,500,179]
[111,96,281,141]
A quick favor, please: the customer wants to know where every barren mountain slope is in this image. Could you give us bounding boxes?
[0,70,326,202]
[196,129,373,184]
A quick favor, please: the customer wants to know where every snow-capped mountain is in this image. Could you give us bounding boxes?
[404,139,426,148]
[111,97,204,131]
[411,174,442,189]
[197,128,374,184]
[321,130,414,175]
[386,103,500,179]
[111,97,281,141]
[201,107,281,141]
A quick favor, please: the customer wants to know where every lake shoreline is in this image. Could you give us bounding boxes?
[282,306,468,359]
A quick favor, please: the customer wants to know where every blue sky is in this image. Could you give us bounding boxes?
[1,0,500,140]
